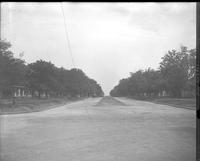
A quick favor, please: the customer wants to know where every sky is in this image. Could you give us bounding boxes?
[1,2,196,95]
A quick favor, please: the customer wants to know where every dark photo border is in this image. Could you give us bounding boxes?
[197,2,200,161]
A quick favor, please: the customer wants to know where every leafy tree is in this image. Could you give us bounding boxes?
[110,46,196,98]
[0,39,27,97]
[1,40,104,98]
[159,47,194,97]
[27,60,57,98]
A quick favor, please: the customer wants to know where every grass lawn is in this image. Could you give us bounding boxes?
[0,97,83,115]
[127,96,196,110]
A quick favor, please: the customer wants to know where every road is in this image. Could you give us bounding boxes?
[0,97,196,161]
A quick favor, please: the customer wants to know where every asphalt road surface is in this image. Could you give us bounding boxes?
[0,97,196,161]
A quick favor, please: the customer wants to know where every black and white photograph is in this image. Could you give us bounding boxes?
[0,2,197,161]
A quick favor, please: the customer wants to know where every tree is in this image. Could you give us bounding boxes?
[183,48,196,97]
[27,60,59,98]
[110,46,196,98]
[0,39,27,97]
[0,40,105,98]
[159,46,195,97]
[160,49,185,97]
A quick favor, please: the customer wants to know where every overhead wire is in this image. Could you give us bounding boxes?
[60,2,75,68]
[60,3,93,121]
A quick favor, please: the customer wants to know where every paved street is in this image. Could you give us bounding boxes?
[0,97,196,161]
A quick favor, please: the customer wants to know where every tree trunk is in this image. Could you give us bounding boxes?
[38,91,41,99]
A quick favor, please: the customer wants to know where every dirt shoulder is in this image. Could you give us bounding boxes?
[0,97,84,115]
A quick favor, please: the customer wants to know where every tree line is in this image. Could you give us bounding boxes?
[110,46,196,98]
[0,39,104,98]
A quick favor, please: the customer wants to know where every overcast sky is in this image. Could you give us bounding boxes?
[1,2,196,95]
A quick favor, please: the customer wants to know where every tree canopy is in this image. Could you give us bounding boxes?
[0,39,104,98]
[110,46,196,98]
